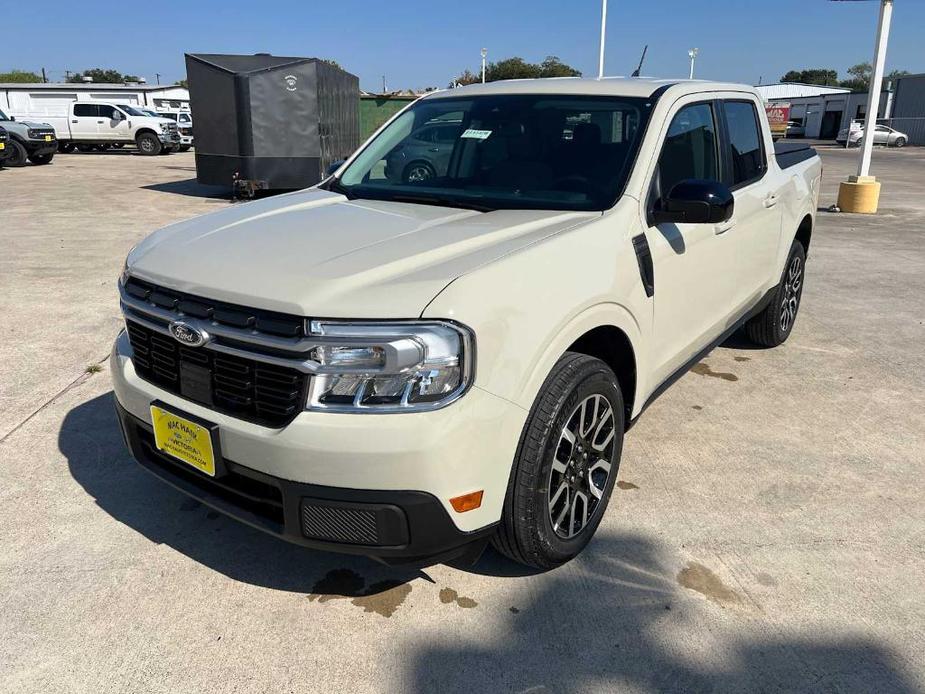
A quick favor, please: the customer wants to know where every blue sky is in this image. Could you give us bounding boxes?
[6,1,924,90]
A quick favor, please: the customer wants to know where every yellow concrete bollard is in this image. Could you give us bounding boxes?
[837,176,881,214]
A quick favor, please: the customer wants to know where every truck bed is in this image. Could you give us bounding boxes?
[775,141,817,170]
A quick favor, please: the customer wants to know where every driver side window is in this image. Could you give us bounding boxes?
[656,103,719,201]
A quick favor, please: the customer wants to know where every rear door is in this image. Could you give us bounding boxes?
[720,98,783,307]
[70,103,99,140]
[642,98,739,384]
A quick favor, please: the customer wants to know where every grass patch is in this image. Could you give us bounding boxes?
[85,364,103,374]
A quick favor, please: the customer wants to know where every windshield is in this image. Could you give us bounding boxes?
[329,93,653,212]
[118,105,147,116]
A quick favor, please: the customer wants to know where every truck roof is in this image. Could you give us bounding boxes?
[426,77,760,101]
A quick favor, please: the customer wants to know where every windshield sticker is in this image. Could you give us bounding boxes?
[460,128,492,140]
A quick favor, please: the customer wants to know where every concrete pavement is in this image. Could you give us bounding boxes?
[0,147,923,693]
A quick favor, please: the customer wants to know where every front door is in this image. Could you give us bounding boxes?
[642,99,740,385]
[98,104,130,142]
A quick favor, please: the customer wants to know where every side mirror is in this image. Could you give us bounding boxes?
[9,116,15,121]
[653,179,734,225]
[326,159,346,176]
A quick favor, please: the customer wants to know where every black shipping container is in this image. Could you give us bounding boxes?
[185,53,359,194]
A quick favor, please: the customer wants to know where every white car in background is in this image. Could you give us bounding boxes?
[837,122,908,147]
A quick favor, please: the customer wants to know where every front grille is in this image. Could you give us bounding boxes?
[124,276,304,338]
[300,503,380,545]
[126,321,308,427]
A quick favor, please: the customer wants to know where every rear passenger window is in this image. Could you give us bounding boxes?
[73,104,98,117]
[723,101,765,186]
[656,103,719,199]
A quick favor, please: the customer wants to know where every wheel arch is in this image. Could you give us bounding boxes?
[567,325,637,426]
[134,128,159,140]
[795,213,813,255]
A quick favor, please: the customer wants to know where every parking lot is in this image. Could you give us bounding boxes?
[1,145,923,692]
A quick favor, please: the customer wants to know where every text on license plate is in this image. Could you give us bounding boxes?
[150,405,216,476]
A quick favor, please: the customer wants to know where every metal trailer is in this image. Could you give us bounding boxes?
[184,53,359,197]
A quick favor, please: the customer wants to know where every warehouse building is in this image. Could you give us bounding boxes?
[0,83,191,120]
[890,73,925,145]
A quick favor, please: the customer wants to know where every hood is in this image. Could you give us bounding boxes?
[18,120,53,129]
[128,188,598,317]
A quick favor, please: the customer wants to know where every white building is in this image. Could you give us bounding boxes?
[755,83,850,101]
[0,83,191,121]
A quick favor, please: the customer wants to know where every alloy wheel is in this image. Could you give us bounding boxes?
[780,255,803,333]
[548,394,617,539]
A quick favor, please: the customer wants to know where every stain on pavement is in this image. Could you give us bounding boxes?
[439,587,478,608]
[677,562,742,605]
[308,568,412,617]
[691,362,739,382]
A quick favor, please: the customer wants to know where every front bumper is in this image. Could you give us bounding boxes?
[27,140,57,156]
[110,331,526,562]
[158,132,181,145]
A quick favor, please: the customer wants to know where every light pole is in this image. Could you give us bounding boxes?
[835,0,894,214]
[481,48,487,84]
[688,48,699,80]
[598,0,607,78]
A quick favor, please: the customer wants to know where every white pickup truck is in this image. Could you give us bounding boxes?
[112,78,821,568]
[49,100,181,155]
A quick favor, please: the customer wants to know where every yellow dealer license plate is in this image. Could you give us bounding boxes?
[150,404,218,477]
[0,143,4,150]
[45,135,52,141]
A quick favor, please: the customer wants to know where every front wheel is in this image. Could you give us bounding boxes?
[28,152,54,165]
[745,240,806,347]
[894,137,907,148]
[136,132,162,156]
[5,140,28,167]
[493,352,625,570]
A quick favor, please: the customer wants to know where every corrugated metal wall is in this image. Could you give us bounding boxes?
[891,74,925,145]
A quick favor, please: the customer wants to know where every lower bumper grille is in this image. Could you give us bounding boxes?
[126,321,308,427]
[300,503,380,545]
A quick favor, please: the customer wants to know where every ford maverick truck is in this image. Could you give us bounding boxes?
[113,78,821,568]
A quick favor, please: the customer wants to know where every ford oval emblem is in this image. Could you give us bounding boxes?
[168,321,207,347]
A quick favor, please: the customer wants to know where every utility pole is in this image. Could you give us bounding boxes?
[598,0,607,78]
[382,75,386,94]
[155,72,161,85]
[41,67,47,83]
[481,48,487,84]
[834,0,895,214]
[688,48,699,80]
[65,70,71,81]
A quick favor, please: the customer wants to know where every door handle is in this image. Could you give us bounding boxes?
[97,120,105,124]
[71,120,78,123]
[763,194,779,208]
[714,219,735,235]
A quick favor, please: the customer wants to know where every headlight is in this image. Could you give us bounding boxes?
[306,320,474,412]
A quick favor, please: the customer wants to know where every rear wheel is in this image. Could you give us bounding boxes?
[178,145,191,152]
[58,142,76,154]
[135,132,162,156]
[493,352,624,570]
[28,152,54,165]
[745,240,806,347]
[5,140,28,167]
[402,160,435,184]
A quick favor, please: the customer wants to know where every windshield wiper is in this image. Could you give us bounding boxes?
[388,194,494,213]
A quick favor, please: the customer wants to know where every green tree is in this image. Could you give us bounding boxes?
[174,79,189,89]
[886,69,910,84]
[67,68,129,83]
[451,55,580,87]
[780,68,839,86]
[0,69,43,83]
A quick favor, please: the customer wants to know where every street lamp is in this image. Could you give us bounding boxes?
[688,48,699,80]
[834,0,894,214]
[481,48,487,84]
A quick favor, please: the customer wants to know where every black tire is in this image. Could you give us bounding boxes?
[178,145,191,152]
[76,144,95,153]
[28,152,54,165]
[5,140,28,167]
[894,137,907,148]
[58,142,76,154]
[112,143,125,149]
[402,160,436,184]
[745,240,806,347]
[136,132,162,156]
[493,352,625,570]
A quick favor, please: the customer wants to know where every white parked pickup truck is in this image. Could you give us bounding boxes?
[112,78,821,568]
[50,100,181,155]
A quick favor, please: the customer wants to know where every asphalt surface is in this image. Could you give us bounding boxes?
[1,146,923,693]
